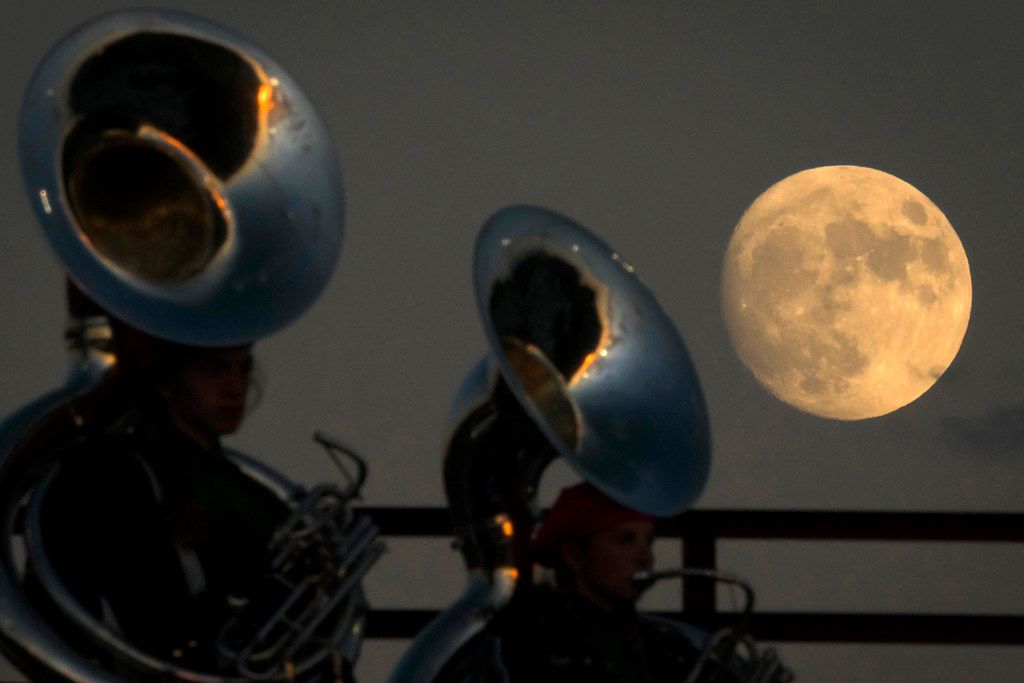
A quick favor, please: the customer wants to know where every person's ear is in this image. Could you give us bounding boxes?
[558,540,585,572]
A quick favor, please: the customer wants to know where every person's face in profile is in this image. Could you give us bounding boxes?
[160,345,254,448]
[562,519,656,610]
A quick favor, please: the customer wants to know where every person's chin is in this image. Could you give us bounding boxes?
[623,580,648,601]
[215,418,243,435]
[608,585,642,605]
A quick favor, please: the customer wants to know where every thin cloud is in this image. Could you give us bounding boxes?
[942,402,1024,457]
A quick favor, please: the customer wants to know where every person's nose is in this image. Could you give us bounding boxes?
[636,542,654,569]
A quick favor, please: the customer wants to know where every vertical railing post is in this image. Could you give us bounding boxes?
[681,512,716,615]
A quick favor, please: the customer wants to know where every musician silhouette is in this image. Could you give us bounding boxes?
[436,481,710,682]
[32,324,300,676]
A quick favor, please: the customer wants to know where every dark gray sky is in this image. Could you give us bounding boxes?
[1,2,1021,680]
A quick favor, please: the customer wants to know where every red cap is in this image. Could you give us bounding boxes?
[532,481,655,566]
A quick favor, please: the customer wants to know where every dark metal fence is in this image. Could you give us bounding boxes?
[356,507,1024,644]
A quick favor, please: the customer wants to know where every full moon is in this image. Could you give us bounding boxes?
[721,166,971,420]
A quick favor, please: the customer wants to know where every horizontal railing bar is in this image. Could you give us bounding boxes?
[356,507,1024,542]
[364,610,1024,644]
[356,506,451,536]
[739,613,1024,644]
[659,511,1024,542]
[357,507,1024,645]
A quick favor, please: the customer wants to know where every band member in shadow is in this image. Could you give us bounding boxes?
[33,323,296,675]
[505,482,798,683]
[439,480,708,682]
[512,483,704,679]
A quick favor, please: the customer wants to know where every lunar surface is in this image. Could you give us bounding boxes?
[721,166,972,420]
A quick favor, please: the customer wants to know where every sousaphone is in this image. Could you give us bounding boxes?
[389,205,711,682]
[0,9,381,682]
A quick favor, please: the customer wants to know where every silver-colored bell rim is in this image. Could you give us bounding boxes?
[19,8,344,346]
[473,205,710,516]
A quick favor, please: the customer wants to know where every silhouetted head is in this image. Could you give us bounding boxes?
[533,482,656,610]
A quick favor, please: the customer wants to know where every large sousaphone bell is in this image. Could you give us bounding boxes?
[19,8,342,345]
[389,205,710,682]
[0,9,359,682]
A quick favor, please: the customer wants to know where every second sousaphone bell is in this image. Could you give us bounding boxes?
[469,205,710,516]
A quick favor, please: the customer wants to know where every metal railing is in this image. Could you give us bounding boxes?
[356,507,1024,645]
